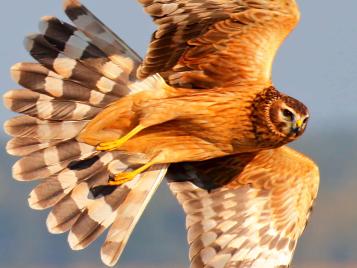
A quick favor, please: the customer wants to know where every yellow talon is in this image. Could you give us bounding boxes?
[107,160,156,186]
[96,124,145,151]
[108,175,134,186]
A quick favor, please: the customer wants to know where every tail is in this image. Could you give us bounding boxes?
[3,0,168,266]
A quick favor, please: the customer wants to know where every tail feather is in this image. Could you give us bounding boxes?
[6,137,62,157]
[11,62,117,107]
[47,171,108,234]
[39,16,129,83]
[13,140,97,181]
[4,115,88,140]
[29,176,81,210]
[4,1,168,266]
[68,185,131,251]
[4,89,101,121]
[39,16,101,59]
[64,0,142,66]
[101,165,168,267]
[29,166,108,211]
[25,34,130,97]
[29,151,129,210]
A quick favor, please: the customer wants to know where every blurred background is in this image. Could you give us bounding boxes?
[0,1,356,267]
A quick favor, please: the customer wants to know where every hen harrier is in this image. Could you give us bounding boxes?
[4,0,319,267]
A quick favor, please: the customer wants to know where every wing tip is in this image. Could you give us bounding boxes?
[3,90,15,110]
[39,15,56,34]
[46,212,66,234]
[101,243,121,267]
[5,139,20,156]
[3,118,14,136]
[3,116,28,137]
[12,160,26,181]
[63,0,81,10]
[10,62,23,71]
[23,33,37,52]
[28,189,45,210]
[10,62,24,83]
[67,231,85,251]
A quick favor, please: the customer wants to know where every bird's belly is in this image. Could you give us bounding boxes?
[120,114,258,163]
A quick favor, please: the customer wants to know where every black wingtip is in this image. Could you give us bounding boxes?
[64,0,86,20]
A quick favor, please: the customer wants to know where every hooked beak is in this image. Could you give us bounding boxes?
[296,119,303,128]
[292,119,303,134]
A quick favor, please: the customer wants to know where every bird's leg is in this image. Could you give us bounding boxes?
[107,159,157,186]
[96,124,145,151]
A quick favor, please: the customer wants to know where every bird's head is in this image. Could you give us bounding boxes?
[269,96,309,138]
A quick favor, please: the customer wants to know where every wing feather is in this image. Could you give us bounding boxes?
[138,0,300,88]
[168,146,319,268]
[4,2,168,267]
[64,0,141,70]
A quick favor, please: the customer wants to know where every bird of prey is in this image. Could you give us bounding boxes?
[3,0,319,267]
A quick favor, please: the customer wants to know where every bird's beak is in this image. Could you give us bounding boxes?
[296,119,303,128]
[292,119,303,134]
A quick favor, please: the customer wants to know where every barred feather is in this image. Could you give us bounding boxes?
[64,0,141,69]
[13,140,97,181]
[168,147,319,268]
[30,170,109,212]
[101,165,168,266]
[4,115,88,140]
[47,171,109,234]
[39,16,130,84]
[4,1,169,267]
[25,34,130,97]
[29,152,128,210]
[11,62,117,107]
[68,184,131,250]
[4,89,100,121]
[6,137,61,157]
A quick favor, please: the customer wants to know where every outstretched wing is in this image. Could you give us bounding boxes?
[168,146,319,268]
[138,0,300,88]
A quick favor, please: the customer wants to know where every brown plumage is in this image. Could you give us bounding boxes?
[3,0,319,267]
[168,146,318,267]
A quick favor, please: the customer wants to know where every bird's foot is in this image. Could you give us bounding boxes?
[96,125,145,151]
[108,173,135,186]
[107,160,156,186]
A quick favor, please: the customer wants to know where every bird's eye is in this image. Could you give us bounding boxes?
[303,117,309,124]
[282,109,294,119]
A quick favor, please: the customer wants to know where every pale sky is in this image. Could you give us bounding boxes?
[1,0,357,131]
[0,1,357,267]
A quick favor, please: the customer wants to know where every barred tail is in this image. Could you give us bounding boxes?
[3,0,168,266]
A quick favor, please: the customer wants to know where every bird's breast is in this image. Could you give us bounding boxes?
[174,92,260,153]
